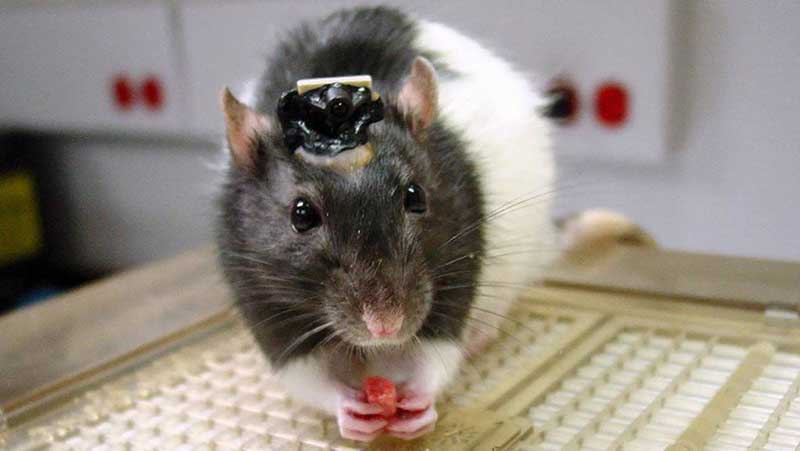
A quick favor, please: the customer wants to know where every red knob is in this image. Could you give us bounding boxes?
[595,82,629,128]
[141,76,164,111]
[112,75,135,110]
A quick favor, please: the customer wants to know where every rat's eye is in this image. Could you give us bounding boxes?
[404,183,427,214]
[291,198,321,233]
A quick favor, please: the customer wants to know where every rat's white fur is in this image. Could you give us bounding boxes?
[416,21,557,348]
[277,340,463,415]
[278,356,340,413]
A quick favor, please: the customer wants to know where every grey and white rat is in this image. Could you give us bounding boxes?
[216,6,556,442]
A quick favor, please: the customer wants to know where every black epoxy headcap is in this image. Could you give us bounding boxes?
[277,83,384,156]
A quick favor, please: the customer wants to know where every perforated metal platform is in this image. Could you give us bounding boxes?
[518,329,800,450]
[2,291,800,450]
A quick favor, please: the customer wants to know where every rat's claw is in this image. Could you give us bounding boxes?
[386,393,438,440]
[336,388,388,442]
[396,394,432,411]
[340,397,384,415]
[386,407,438,439]
[337,413,387,442]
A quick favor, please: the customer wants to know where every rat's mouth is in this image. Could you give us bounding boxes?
[324,277,433,349]
[343,318,416,349]
[358,334,412,348]
[345,289,434,349]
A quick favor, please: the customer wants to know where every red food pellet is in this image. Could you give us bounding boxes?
[364,376,397,417]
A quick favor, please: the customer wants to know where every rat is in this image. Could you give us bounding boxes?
[216,6,559,442]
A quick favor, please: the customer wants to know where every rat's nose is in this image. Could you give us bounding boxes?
[362,311,404,338]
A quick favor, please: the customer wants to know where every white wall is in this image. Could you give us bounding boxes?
[11,1,800,269]
[551,1,800,261]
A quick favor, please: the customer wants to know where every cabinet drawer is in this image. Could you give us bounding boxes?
[0,3,184,134]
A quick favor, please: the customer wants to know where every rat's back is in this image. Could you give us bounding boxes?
[413,18,557,347]
[254,7,425,114]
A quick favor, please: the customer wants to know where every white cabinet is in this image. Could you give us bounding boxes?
[0,3,184,134]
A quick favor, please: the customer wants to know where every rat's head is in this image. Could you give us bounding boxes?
[218,58,482,362]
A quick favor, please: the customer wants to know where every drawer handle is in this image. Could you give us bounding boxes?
[141,75,165,111]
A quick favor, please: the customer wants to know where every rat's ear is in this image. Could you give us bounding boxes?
[221,87,273,172]
[398,56,438,135]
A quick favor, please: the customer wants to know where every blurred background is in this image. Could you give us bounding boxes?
[1,0,799,314]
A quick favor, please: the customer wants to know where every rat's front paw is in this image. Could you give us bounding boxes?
[386,392,438,440]
[336,388,388,442]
